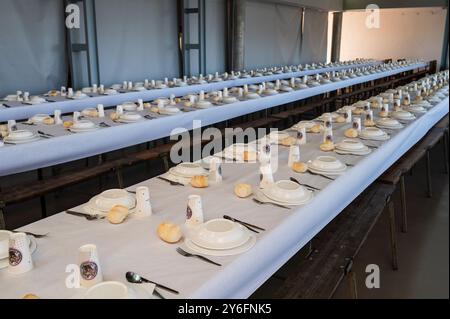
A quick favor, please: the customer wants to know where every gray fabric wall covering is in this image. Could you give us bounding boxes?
[0,0,67,97]
[244,1,303,69]
[95,0,179,84]
[244,1,329,69]
[205,0,226,74]
[301,9,328,63]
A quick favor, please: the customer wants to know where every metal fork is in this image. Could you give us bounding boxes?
[253,198,291,210]
[176,248,222,266]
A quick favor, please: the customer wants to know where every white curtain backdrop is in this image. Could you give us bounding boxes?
[0,0,67,97]
[301,8,329,63]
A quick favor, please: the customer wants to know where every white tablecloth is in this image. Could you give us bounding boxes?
[0,61,382,122]
[0,97,447,299]
[0,63,429,176]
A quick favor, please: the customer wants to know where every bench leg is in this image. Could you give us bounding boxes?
[426,150,432,198]
[347,271,358,299]
[400,175,407,233]
[387,198,399,271]
[37,169,47,218]
[161,155,170,172]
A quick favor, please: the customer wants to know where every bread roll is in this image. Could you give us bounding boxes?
[310,124,322,133]
[352,108,363,115]
[63,121,73,128]
[191,175,208,188]
[234,183,253,198]
[106,205,129,225]
[42,117,55,125]
[22,294,40,299]
[243,151,257,162]
[320,141,335,152]
[336,116,345,123]
[364,120,375,127]
[344,128,358,138]
[109,112,119,121]
[150,106,160,113]
[379,111,389,118]
[292,162,308,173]
[143,102,151,108]
[280,136,296,147]
[157,222,183,244]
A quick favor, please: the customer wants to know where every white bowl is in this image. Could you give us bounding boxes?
[392,110,415,120]
[85,282,129,299]
[93,189,135,212]
[121,102,137,111]
[377,118,400,126]
[172,162,207,177]
[72,120,96,130]
[195,100,213,108]
[337,139,365,151]
[104,89,118,95]
[222,96,238,104]
[190,219,250,250]
[120,112,142,122]
[265,180,306,203]
[30,114,50,123]
[159,107,180,115]
[361,127,384,137]
[245,92,260,99]
[310,156,344,171]
[268,131,290,143]
[7,130,35,141]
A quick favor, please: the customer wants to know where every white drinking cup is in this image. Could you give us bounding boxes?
[8,233,33,275]
[352,117,362,132]
[137,99,144,111]
[344,109,352,123]
[288,144,300,168]
[97,104,105,118]
[135,186,152,218]
[259,162,274,189]
[73,111,81,122]
[297,128,307,145]
[54,110,63,125]
[7,120,17,133]
[116,105,124,116]
[0,232,9,260]
[323,128,334,144]
[78,244,103,288]
[186,195,204,228]
[208,158,223,183]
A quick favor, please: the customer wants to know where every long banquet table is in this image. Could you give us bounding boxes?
[0,62,429,176]
[0,95,447,299]
[0,61,382,122]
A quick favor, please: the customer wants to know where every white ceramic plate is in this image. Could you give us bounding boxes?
[69,126,100,133]
[184,235,256,257]
[190,221,251,250]
[335,148,371,156]
[260,187,313,205]
[4,136,41,144]
[70,283,156,299]
[255,188,313,206]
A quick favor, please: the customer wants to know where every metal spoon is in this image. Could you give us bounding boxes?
[126,271,179,295]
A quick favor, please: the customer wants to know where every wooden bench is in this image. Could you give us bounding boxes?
[378,115,449,233]
[270,183,398,299]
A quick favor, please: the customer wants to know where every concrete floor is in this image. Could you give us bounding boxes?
[2,142,448,299]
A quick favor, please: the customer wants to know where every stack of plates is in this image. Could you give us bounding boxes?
[24,96,47,105]
[29,114,51,124]
[335,139,371,155]
[4,130,40,144]
[376,118,404,130]
[169,162,208,179]
[412,100,432,109]
[69,120,100,133]
[307,156,347,176]
[222,96,239,104]
[158,107,181,115]
[185,219,256,257]
[359,127,390,141]
[69,92,88,100]
[83,189,136,216]
[257,180,314,206]
[245,92,260,99]
[103,89,118,95]
[195,100,213,109]
[116,113,143,123]
[268,131,290,144]
[0,230,37,270]
[406,105,427,114]
[391,110,416,121]
[221,143,257,161]
[152,98,170,106]
[121,102,138,112]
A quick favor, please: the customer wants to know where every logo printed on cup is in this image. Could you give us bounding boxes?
[9,248,22,267]
[80,261,99,281]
